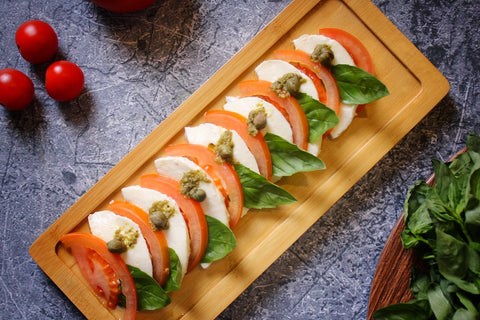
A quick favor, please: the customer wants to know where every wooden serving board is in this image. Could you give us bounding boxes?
[29,0,450,319]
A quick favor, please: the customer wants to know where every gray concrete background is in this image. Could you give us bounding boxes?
[0,0,479,319]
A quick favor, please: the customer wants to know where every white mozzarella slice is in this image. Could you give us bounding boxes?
[154,156,230,227]
[184,123,260,175]
[255,59,319,100]
[224,96,293,143]
[294,34,357,139]
[121,185,190,278]
[293,34,355,66]
[88,210,153,276]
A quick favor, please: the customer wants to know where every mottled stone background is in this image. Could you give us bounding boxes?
[0,0,479,319]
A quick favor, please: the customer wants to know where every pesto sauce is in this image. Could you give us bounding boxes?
[213,130,234,164]
[149,200,177,231]
[270,73,305,98]
[247,106,267,136]
[180,169,210,202]
[310,44,334,67]
[107,225,139,253]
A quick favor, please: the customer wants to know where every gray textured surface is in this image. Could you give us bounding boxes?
[0,0,479,319]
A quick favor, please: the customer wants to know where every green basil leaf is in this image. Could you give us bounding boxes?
[453,308,478,320]
[119,265,171,311]
[201,215,236,263]
[294,92,339,142]
[163,248,182,292]
[456,291,480,317]
[331,64,389,105]
[264,132,325,177]
[427,283,453,320]
[403,180,432,224]
[372,299,432,320]
[234,163,297,209]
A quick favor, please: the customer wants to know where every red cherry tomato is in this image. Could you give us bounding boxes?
[45,61,84,101]
[0,69,34,111]
[89,0,157,13]
[15,20,58,64]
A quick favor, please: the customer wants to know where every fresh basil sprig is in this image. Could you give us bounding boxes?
[234,163,297,209]
[264,132,325,177]
[201,216,236,263]
[294,92,339,142]
[373,132,480,320]
[164,248,182,292]
[119,265,171,311]
[331,64,389,105]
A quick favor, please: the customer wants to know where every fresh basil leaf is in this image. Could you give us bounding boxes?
[427,283,453,320]
[294,92,339,142]
[453,308,478,320]
[432,159,462,213]
[456,291,480,318]
[372,299,432,320]
[410,267,431,300]
[164,248,182,292]
[264,132,325,177]
[201,215,236,263]
[331,64,389,105]
[119,265,171,311]
[234,163,297,209]
[403,180,432,224]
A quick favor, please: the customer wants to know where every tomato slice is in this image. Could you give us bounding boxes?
[204,109,273,181]
[237,80,309,151]
[108,201,170,287]
[165,143,244,229]
[318,28,374,75]
[60,232,137,320]
[293,63,327,103]
[273,50,341,117]
[139,174,208,273]
[318,28,374,114]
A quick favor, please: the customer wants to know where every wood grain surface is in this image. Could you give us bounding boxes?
[29,0,450,319]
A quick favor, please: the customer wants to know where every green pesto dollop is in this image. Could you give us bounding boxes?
[213,130,234,164]
[107,226,139,254]
[270,73,305,98]
[180,169,210,202]
[247,106,267,136]
[311,44,334,67]
[149,200,177,231]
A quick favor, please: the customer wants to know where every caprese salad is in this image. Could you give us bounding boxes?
[59,28,389,319]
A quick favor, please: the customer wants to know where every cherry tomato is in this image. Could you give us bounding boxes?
[204,110,273,181]
[15,20,58,64]
[60,232,137,320]
[0,69,34,111]
[89,0,157,13]
[45,61,84,101]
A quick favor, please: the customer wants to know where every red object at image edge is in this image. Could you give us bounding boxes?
[89,0,157,13]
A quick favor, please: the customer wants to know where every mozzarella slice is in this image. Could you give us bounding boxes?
[224,96,293,143]
[293,34,355,66]
[154,156,230,227]
[185,123,260,175]
[88,210,153,276]
[121,185,190,278]
[255,59,319,101]
[294,34,357,139]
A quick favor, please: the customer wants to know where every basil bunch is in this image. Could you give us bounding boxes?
[374,132,480,320]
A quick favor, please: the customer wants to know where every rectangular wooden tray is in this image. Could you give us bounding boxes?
[30,0,450,319]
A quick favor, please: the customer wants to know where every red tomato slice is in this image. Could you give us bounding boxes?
[273,50,341,117]
[237,80,309,151]
[318,28,374,75]
[139,174,208,273]
[204,109,273,181]
[293,63,327,103]
[108,201,170,287]
[60,232,137,320]
[165,143,244,229]
[318,28,375,114]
